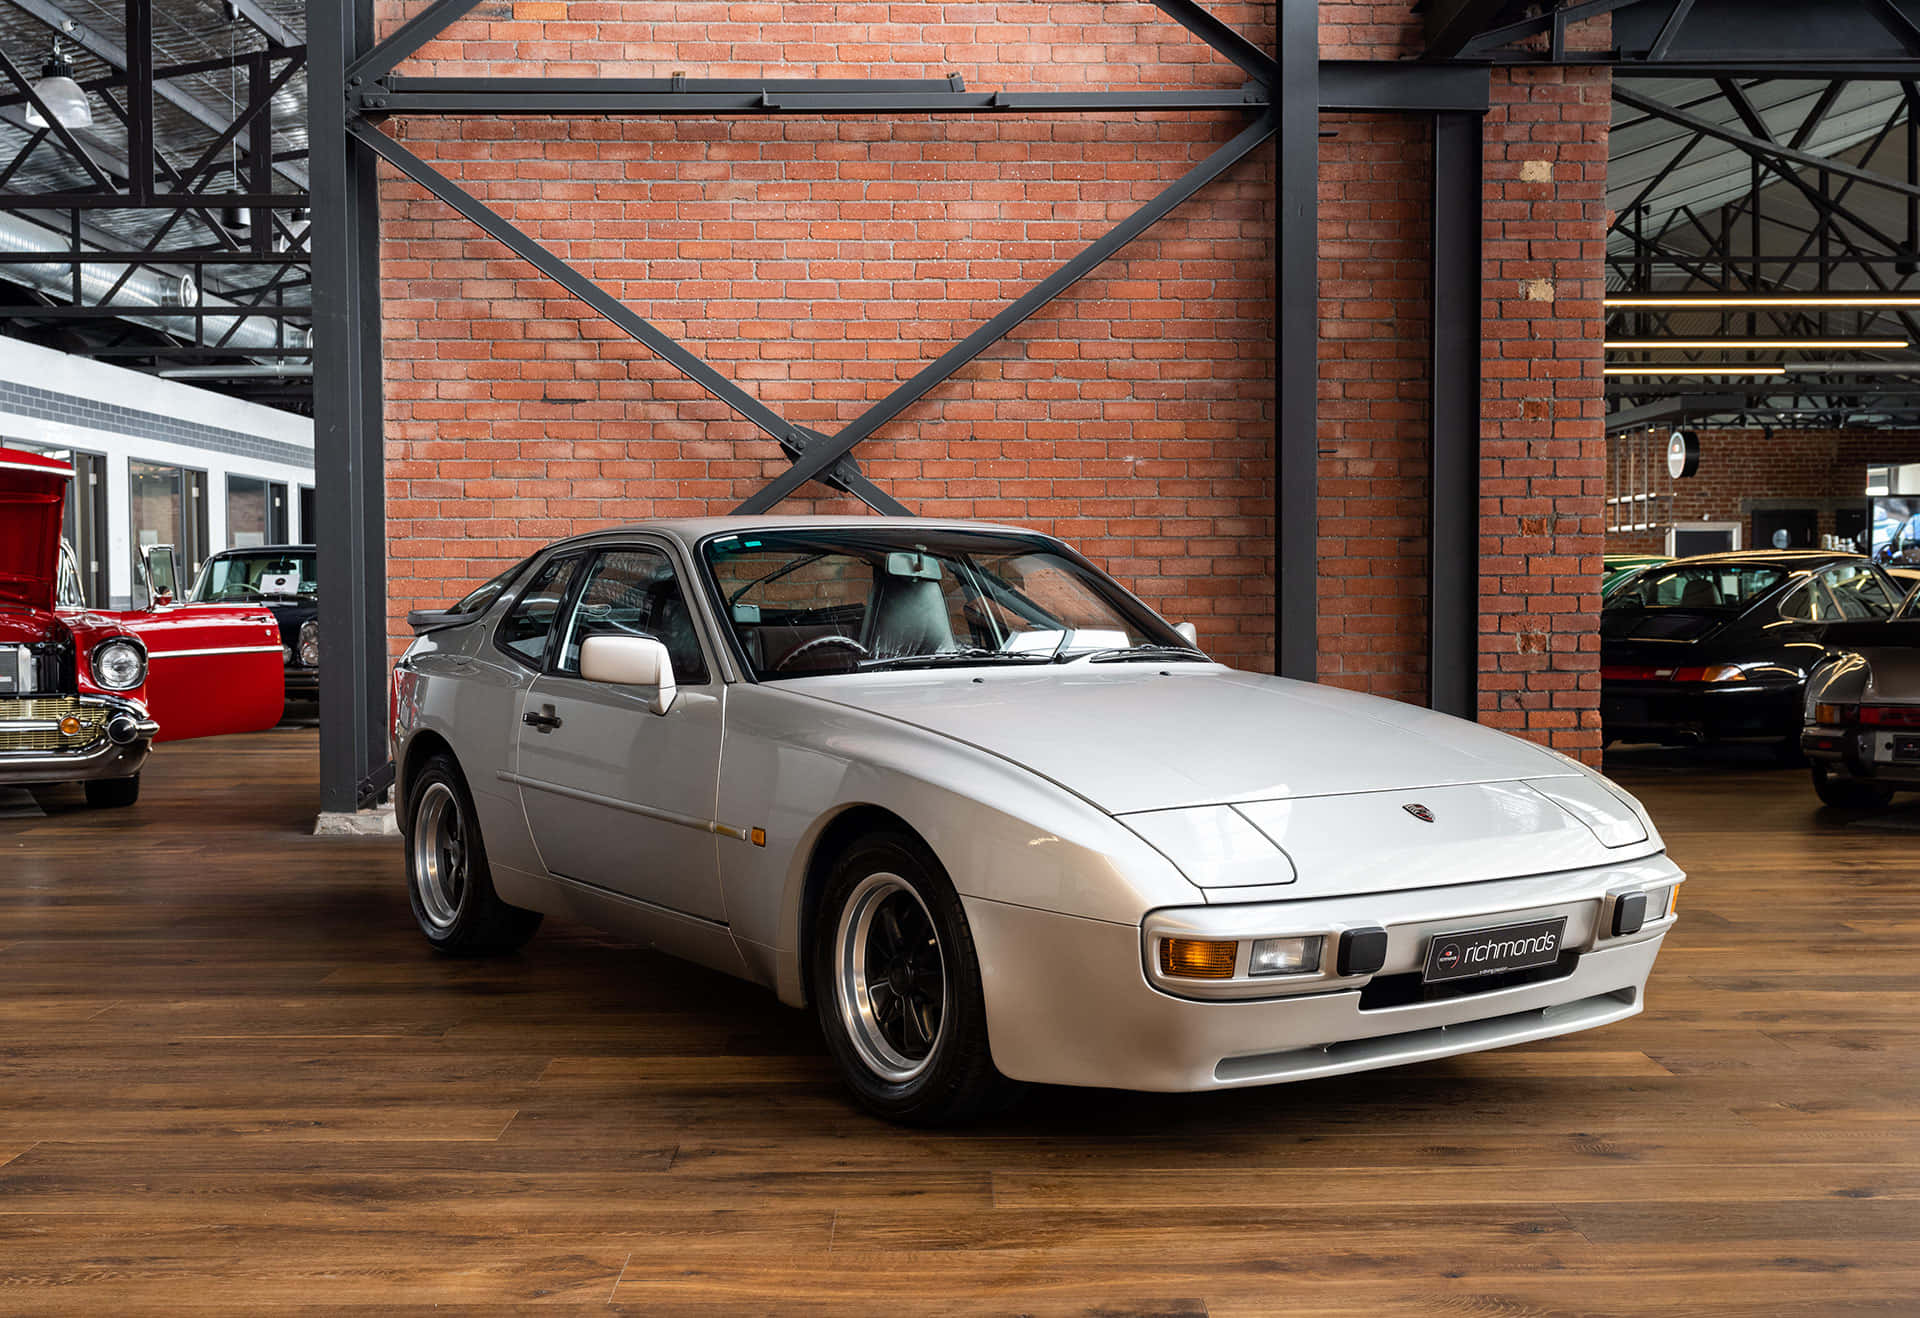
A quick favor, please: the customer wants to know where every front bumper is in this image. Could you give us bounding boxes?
[283,665,319,697]
[0,697,156,787]
[964,855,1682,1092]
[1603,679,1800,744]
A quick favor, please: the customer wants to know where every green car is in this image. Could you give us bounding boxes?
[1602,553,1672,599]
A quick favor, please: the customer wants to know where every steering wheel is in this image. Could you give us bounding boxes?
[774,634,870,671]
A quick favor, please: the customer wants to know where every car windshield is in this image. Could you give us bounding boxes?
[700,528,1198,679]
[192,550,317,602]
[1604,563,1786,614]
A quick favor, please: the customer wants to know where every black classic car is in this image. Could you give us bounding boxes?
[1601,551,1907,752]
[187,545,318,701]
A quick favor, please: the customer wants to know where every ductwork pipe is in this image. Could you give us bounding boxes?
[158,363,313,381]
[0,211,309,357]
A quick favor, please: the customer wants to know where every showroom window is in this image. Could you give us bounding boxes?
[226,476,290,548]
[227,475,269,548]
[130,461,210,601]
[3,438,107,606]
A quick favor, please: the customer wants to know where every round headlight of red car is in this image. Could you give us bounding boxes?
[92,637,146,691]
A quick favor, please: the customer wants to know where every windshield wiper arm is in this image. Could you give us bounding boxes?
[1079,644,1210,664]
[861,649,1052,671]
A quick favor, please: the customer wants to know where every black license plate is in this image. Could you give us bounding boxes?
[1423,917,1568,983]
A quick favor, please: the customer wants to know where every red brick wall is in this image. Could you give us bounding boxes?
[1605,428,1920,554]
[374,2,1277,667]
[1317,112,1431,703]
[1477,67,1611,760]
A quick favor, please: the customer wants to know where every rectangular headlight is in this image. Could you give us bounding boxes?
[1248,935,1323,976]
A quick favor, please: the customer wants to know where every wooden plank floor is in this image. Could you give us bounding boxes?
[3,729,1918,1314]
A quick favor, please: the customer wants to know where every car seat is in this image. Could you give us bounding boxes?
[864,576,955,658]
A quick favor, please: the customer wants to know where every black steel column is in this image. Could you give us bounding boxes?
[1429,111,1482,719]
[1276,0,1316,681]
[311,0,388,814]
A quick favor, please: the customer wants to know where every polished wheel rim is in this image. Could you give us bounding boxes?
[412,781,468,931]
[835,872,947,1082]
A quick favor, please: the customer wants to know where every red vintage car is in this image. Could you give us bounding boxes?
[1,446,286,807]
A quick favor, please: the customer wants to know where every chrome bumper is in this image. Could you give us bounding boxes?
[964,855,1682,1092]
[0,698,156,786]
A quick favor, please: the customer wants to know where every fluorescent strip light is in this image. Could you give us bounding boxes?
[1607,296,1920,309]
[1783,362,1920,374]
[1605,339,1909,350]
[1603,366,1786,377]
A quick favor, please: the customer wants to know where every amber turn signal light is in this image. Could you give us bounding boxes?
[58,715,83,736]
[1159,937,1237,979]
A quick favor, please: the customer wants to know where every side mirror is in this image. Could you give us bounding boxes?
[579,634,676,715]
[1174,621,1198,646]
[142,545,178,606]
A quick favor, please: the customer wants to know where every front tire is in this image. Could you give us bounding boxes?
[84,774,139,809]
[1811,763,1896,809]
[810,831,1017,1125]
[404,753,541,956]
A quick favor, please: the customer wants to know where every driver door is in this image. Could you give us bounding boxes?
[512,543,728,922]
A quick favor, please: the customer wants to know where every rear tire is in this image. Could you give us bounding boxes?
[84,774,139,809]
[1811,764,1895,809]
[404,752,541,956]
[810,830,1019,1125]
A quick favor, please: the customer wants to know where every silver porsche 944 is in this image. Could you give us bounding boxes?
[390,518,1682,1123]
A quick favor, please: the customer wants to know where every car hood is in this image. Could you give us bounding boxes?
[784,664,1579,815]
[0,446,68,613]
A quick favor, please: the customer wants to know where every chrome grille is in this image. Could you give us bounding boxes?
[0,696,107,754]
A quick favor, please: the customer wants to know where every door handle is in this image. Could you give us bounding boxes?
[523,707,562,733]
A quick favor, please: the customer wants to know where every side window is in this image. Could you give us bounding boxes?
[557,548,710,686]
[496,554,580,667]
[1822,564,1898,620]
[1778,585,1817,622]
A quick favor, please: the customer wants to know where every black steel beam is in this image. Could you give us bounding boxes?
[1149,0,1277,86]
[362,80,1266,115]
[313,0,389,816]
[344,0,485,86]
[0,192,309,209]
[1429,112,1481,721]
[1605,394,1745,431]
[348,118,909,518]
[1318,61,1491,113]
[124,0,150,206]
[1277,2,1315,684]
[1425,0,1512,61]
[735,108,1277,515]
[1615,83,1920,200]
[1646,0,1699,61]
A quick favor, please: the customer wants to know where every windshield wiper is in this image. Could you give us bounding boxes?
[861,648,1053,672]
[1078,644,1210,664]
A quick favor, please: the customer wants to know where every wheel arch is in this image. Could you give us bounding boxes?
[397,726,458,821]
[795,802,932,1008]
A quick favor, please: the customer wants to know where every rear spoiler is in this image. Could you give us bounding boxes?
[406,607,481,634]
[1822,619,1920,649]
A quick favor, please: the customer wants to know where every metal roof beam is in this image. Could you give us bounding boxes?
[3,0,308,190]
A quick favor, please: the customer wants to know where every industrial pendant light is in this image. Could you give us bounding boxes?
[24,41,91,130]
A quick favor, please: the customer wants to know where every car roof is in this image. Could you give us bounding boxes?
[544,516,1054,553]
[1659,549,1865,567]
[207,544,316,555]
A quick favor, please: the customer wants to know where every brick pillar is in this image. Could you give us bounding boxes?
[1478,66,1611,761]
